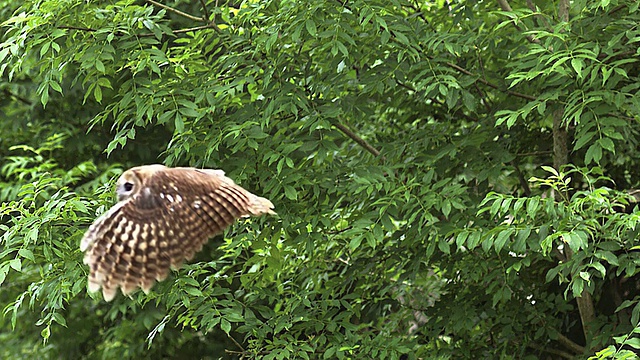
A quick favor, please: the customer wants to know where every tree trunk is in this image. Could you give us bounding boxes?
[554,0,596,347]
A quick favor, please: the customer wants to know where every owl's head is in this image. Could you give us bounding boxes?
[116,171,139,201]
[116,164,167,201]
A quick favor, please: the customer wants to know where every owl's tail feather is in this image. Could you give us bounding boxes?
[247,195,276,216]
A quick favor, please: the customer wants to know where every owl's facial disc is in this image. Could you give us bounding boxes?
[116,174,136,201]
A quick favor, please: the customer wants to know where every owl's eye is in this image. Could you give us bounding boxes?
[123,182,134,192]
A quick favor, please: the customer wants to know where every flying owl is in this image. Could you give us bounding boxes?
[80,165,275,301]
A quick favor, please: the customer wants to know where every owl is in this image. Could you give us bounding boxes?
[80,165,275,301]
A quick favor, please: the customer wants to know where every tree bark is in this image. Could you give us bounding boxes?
[553,0,596,348]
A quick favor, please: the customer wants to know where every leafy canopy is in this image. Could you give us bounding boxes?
[2,0,640,359]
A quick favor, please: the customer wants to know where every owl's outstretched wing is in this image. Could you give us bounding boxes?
[81,167,274,301]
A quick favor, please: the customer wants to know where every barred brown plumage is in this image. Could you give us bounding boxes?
[80,164,275,301]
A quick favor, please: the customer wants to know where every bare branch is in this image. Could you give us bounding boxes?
[57,25,97,32]
[2,89,32,106]
[226,332,245,352]
[333,121,384,159]
[556,331,586,355]
[173,24,219,34]
[527,342,575,359]
[526,0,553,30]
[145,0,205,22]
[496,0,541,44]
[199,0,210,21]
[511,161,531,196]
[442,60,537,101]
[59,24,218,38]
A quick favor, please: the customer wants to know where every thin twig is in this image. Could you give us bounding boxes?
[605,112,636,122]
[333,121,384,159]
[2,89,32,106]
[442,60,537,101]
[512,161,531,196]
[58,24,217,38]
[227,332,245,352]
[57,25,97,32]
[516,150,552,157]
[475,52,493,112]
[526,0,553,31]
[173,25,219,34]
[199,0,210,21]
[527,342,575,359]
[555,332,586,354]
[145,0,205,22]
[496,0,541,44]
[394,78,480,122]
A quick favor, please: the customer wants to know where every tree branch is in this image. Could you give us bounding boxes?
[333,121,384,159]
[145,0,204,22]
[199,0,210,21]
[441,59,537,101]
[556,330,586,354]
[496,0,541,44]
[57,25,97,32]
[226,332,245,352]
[394,78,480,123]
[58,24,219,37]
[551,0,596,347]
[172,25,219,34]
[2,89,32,106]
[526,0,553,31]
[511,160,531,196]
[527,341,575,359]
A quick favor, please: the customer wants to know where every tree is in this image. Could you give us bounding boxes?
[2,0,640,358]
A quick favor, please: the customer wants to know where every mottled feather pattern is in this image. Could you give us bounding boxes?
[81,165,275,301]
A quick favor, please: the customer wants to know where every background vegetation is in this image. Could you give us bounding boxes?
[2,0,640,358]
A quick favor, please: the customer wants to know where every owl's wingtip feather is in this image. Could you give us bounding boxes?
[88,280,101,293]
[102,287,117,302]
[248,195,276,216]
[141,280,154,294]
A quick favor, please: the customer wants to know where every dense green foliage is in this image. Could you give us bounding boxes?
[2,0,640,358]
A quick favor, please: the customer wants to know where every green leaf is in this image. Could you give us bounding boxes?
[490,198,502,217]
[17,249,34,262]
[49,80,62,93]
[95,59,105,73]
[526,197,540,219]
[467,231,482,250]
[572,278,585,297]
[438,238,450,254]
[574,131,595,150]
[597,137,615,153]
[494,228,514,252]
[184,287,203,297]
[441,200,451,218]
[52,313,67,327]
[570,58,583,77]
[224,310,244,323]
[283,185,297,200]
[623,338,640,349]
[9,258,21,272]
[455,231,469,248]
[0,265,7,286]
[220,318,231,334]
[94,85,102,103]
[41,326,51,340]
[482,236,494,253]
[174,114,184,133]
[305,19,317,37]
[178,107,201,118]
[591,262,606,278]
